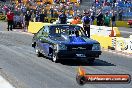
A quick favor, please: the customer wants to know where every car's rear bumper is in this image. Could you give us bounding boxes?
[56,50,102,59]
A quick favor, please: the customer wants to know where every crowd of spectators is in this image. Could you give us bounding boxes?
[0,0,81,20]
[0,0,84,31]
[0,0,132,30]
[93,0,132,20]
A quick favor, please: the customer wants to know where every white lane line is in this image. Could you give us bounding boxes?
[120,31,132,34]
[0,75,15,88]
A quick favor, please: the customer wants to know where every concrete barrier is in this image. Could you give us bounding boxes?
[77,24,120,37]
[44,18,57,23]
[91,35,132,54]
[115,37,132,54]
[115,21,129,28]
[91,35,112,49]
[93,20,129,27]
[0,15,6,21]
[28,22,50,34]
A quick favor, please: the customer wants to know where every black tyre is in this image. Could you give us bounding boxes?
[52,52,59,63]
[35,46,42,57]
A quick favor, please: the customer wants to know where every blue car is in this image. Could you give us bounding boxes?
[32,24,102,64]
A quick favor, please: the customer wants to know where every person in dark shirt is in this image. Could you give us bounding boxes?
[35,12,40,22]
[82,11,91,38]
[111,12,116,27]
[54,11,59,18]
[39,11,46,22]
[90,12,95,25]
[50,7,54,18]
[59,11,67,24]
[118,9,123,21]
[97,11,104,26]
[24,11,31,31]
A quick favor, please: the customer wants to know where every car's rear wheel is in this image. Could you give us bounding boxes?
[35,46,42,57]
[52,52,59,63]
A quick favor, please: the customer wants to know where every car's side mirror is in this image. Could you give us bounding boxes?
[33,33,37,35]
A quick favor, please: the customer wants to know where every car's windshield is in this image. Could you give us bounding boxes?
[49,25,85,37]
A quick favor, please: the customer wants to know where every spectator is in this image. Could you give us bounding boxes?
[70,17,78,24]
[44,0,51,4]
[111,12,116,27]
[6,10,14,31]
[44,9,47,17]
[66,10,72,19]
[21,5,27,15]
[97,11,104,26]
[72,3,78,11]
[59,11,67,24]
[20,13,25,29]
[50,6,54,18]
[24,11,31,31]
[39,11,46,22]
[73,10,77,17]
[118,9,123,21]
[90,12,95,25]
[104,12,110,26]
[54,0,60,4]
[77,0,81,4]
[35,11,40,22]
[54,11,59,18]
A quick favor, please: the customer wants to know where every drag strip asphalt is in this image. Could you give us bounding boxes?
[119,27,132,38]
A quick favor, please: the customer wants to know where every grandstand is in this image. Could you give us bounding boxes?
[1,0,131,20]
[77,0,132,21]
[79,0,93,10]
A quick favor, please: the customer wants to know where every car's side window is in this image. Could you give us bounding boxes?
[36,27,45,38]
[42,26,49,37]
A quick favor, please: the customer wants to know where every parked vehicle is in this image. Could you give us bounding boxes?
[127,20,132,27]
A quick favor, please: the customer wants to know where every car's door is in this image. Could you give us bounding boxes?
[38,26,51,56]
[35,27,45,51]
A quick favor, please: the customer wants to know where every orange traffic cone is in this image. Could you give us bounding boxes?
[109,28,115,37]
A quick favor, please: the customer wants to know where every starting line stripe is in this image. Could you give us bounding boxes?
[0,75,15,88]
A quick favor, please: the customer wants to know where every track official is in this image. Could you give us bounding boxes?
[82,11,91,38]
